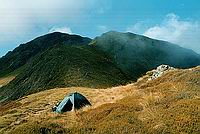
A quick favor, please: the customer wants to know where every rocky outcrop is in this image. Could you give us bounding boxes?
[147,65,175,81]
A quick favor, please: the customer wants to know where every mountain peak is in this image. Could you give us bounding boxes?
[0,33,92,77]
[0,31,200,103]
[92,31,200,79]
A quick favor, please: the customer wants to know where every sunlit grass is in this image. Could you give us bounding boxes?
[0,66,199,134]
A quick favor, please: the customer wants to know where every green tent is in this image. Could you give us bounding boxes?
[52,92,91,113]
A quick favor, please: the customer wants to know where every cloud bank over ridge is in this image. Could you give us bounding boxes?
[143,13,200,54]
[0,0,103,56]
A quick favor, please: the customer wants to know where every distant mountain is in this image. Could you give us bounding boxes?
[0,32,91,77]
[90,31,200,79]
[0,34,130,103]
[0,31,200,103]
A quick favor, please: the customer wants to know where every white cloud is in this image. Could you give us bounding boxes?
[0,0,95,35]
[97,25,108,33]
[143,13,200,54]
[49,27,72,34]
[0,0,108,56]
[0,0,108,36]
[126,22,144,34]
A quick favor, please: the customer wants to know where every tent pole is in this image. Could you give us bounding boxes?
[72,94,75,111]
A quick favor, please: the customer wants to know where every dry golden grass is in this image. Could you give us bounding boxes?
[0,84,138,134]
[0,76,15,88]
[0,66,199,134]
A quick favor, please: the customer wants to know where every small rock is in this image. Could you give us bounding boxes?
[148,65,175,81]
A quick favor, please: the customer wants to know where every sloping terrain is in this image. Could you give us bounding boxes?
[0,66,199,134]
[80,66,200,134]
[1,31,200,104]
[90,31,200,79]
[0,45,130,103]
[0,32,91,77]
[0,75,16,88]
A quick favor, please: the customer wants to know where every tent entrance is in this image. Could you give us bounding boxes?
[61,99,73,112]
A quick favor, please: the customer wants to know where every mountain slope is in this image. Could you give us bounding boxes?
[90,31,200,80]
[78,66,200,134]
[0,66,199,134]
[0,32,91,77]
[1,31,200,103]
[0,45,130,103]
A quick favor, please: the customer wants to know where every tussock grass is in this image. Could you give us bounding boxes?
[0,66,199,134]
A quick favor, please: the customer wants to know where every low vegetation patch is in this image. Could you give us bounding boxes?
[0,66,199,134]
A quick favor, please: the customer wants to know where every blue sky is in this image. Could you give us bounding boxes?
[0,0,200,57]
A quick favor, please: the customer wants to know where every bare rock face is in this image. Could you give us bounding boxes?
[148,65,175,81]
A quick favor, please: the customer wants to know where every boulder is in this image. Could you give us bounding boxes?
[148,65,175,81]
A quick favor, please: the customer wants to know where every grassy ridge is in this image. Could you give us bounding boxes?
[91,31,200,79]
[0,45,131,102]
[76,66,200,134]
[0,66,199,134]
[0,32,91,77]
[1,31,200,103]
